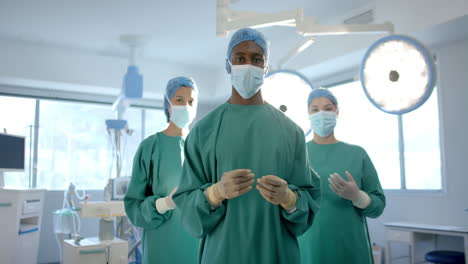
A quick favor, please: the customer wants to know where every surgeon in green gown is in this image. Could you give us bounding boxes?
[124,76,199,264]
[173,28,320,264]
[299,88,386,264]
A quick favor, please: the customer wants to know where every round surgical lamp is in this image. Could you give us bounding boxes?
[360,35,436,115]
[262,70,314,133]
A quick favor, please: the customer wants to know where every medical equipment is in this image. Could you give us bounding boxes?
[0,188,46,264]
[62,35,148,264]
[111,176,131,200]
[63,237,128,264]
[360,34,436,114]
[53,183,86,262]
[216,0,394,68]
[0,133,25,188]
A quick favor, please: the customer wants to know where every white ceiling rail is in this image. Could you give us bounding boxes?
[296,16,394,37]
[216,0,300,37]
[216,0,394,68]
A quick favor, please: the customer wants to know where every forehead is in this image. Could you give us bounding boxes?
[173,86,196,97]
[310,97,335,106]
[230,40,264,56]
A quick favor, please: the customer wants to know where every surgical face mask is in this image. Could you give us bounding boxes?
[166,95,196,129]
[230,64,265,99]
[309,111,337,137]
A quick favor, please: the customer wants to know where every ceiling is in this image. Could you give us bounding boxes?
[0,0,372,68]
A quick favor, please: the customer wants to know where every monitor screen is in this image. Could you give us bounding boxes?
[0,133,25,171]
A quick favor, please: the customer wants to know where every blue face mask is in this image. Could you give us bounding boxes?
[309,111,337,137]
[166,95,196,128]
[230,64,265,99]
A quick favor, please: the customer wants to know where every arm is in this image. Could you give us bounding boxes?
[124,138,171,229]
[280,130,320,236]
[357,150,386,218]
[173,128,227,238]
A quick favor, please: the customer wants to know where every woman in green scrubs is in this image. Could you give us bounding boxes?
[299,88,386,264]
[124,76,199,264]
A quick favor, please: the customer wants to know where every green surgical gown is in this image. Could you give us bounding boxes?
[124,132,199,264]
[174,103,320,264]
[299,141,385,264]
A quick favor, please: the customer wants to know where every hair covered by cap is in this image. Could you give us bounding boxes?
[225,28,269,73]
[307,88,338,107]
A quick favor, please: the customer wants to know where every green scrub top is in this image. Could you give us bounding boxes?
[124,132,199,264]
[299,141,385,264]
[174,103,320,264]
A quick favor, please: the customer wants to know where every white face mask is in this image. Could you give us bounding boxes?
[309,111,337,137]
[166,95,196,129]
[230,64,265,99]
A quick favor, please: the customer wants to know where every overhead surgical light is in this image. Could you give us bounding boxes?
[262,70,314,133]
[360,34,436,114]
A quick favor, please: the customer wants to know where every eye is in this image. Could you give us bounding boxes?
[254,57,264,64]
[235,57,245,63]
[176,98,184,103]
[310,109,319,113]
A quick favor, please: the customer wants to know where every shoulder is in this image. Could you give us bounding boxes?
[189,103,229,140]
[265,104,305,136]
[338,141,369,158]
[137,132,161,154]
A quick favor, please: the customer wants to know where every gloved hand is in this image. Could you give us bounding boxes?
[328,171,370,208]
[206,169,255,206]
[155,187,178,214]
[256,175,297,210]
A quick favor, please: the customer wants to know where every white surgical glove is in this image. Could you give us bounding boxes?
[205,169,255,207]
[328,171,371,209]
[155,187,178,214]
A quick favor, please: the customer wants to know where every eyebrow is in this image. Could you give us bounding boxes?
[233,51,264,57]
[311,104,334,108]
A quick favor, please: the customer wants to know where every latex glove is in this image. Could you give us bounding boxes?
[328,171,370,209]
[205,169,255,207]
[256,175,297,210]
[155,187,178,214]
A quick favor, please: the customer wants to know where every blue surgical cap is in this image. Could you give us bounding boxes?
[307,88,338,107]
[164,76,198,122]
[226,28,269,73]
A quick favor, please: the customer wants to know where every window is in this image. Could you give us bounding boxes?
[330,81,442,190]
[144,109,168,138]
[331,82,401,189]
[0,94,165,190]
[36,100,142,190]
[402,89,441,190]
[0,96,35,188]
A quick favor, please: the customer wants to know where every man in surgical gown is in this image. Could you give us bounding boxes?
[174,28,320,264]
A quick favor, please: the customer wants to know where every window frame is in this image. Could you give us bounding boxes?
[0,87,164,190]
[325,80,445,193]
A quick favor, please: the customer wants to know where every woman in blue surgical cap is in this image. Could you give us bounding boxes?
[124,77,199,264]
[299,88,386,264]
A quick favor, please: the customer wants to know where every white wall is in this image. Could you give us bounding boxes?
[366,36,468,264]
